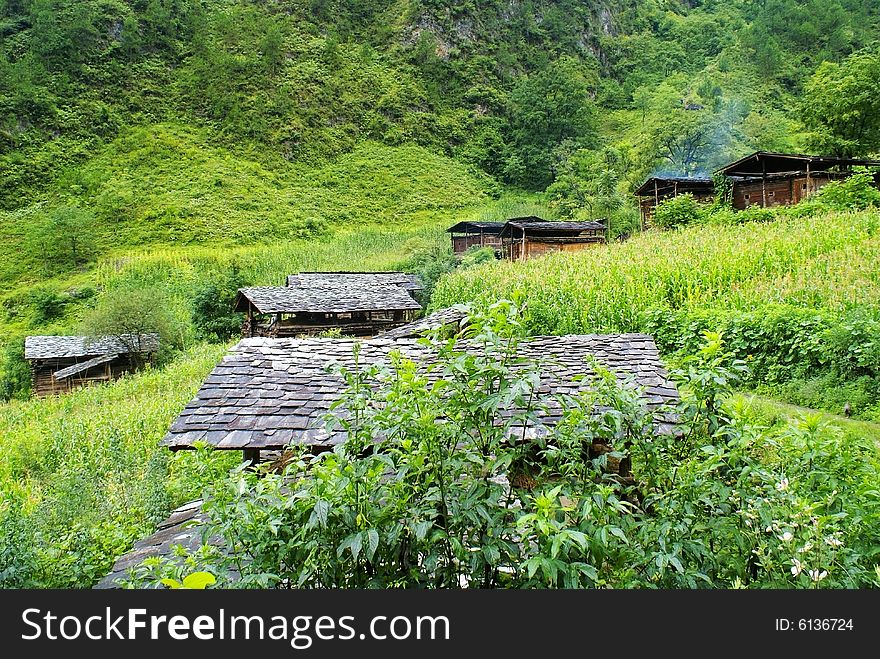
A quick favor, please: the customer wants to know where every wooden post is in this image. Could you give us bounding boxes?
[521,227,527,262]
[806,161,811,197]
[762,159,767,207]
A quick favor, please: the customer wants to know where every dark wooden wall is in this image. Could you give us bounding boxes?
[29,356,142,397]
[731,173,843,209]
[243,310,418,338]
[451,234,502,254]
[506,237,604,261]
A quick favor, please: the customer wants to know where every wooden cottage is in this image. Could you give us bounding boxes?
[500,220,606,261]
[635,176,714,224]
[161,333,679,464]
[446,221,507,255]
[24,334,159,397]
[234,277,422,338]
[717,151,880,210]
[98,332,680,587]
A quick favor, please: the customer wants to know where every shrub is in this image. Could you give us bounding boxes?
[736,206,777,224]
[191,266,247,343]
[814,172,880,211]
[29,287,69,326]
[0,338,31,401]
[653,193,704,228]
[134,326,880,589]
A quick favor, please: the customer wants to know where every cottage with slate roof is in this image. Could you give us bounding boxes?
[24,334,160,397]
[500,220,607,261]
[235,271,423,338]
[716,151,880,210]
[96,331,680,587]
[635,176,715,226]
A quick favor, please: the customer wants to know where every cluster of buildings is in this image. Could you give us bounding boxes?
[27,149,880,585]
[636,151,880,223]
[24,151,880,398]
[89,270,679,587]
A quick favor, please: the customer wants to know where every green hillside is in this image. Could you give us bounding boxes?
[2,1,880,589]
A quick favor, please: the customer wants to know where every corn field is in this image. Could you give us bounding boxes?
[432,211,880,333]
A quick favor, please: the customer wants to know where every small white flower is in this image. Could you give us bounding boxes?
[780,531,794,542]
[791,559,803,576]
[745,519,752,527]
[825,536,843,548]
[776,478,789,491]
[765,525,773,533]
[808,569,828,582]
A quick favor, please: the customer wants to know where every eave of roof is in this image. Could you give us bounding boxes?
[234,285,422,314]
[24,334,160,360]
[716,151,880,176]
[634,176,714,195]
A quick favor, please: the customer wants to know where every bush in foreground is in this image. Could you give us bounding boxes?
[133,304,880,589]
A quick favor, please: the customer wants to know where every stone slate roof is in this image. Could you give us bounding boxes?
[286,271,423,292]
[377,307,469,339]
[161,334,679,452]
[501,220,607,236]
[446,221,507,234]
[94,500,216,589]
[234,285,422,315]
[24,334,160,360]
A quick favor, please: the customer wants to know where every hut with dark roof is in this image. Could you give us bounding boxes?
[716,151,880,210]
[500,220,606,261]
[446,220,507,255]
[635,176,715,225]
[161,333,679,464]
[235,273,422,338]
[24,334,159,397]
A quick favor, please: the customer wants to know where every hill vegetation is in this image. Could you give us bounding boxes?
[2,1,880,588]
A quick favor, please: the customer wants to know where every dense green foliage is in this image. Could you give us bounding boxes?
[131,310,880,589]
[0,344,234,587]
[433,210,880,418]
[2,0,880,589]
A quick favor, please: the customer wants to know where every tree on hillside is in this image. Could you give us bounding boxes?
[637,77,744,176]
[802,48,880,158]
[547,147,629,220]
[32,204,97,273]
[191,265,246,342]
[504,56,598,190]
[81,286,182,366]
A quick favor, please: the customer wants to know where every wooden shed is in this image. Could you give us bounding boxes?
[160,333,680,464]
[234,279,422,338]
[24,334,159,397]
[446,221,507,255]
[635,176,714,225]
[717,151,880,210]
[500,220,606,261]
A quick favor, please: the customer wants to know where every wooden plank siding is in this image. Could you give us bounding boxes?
[732,173,842,209]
